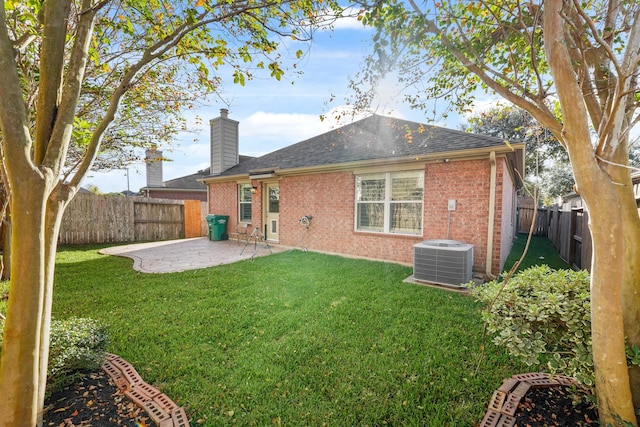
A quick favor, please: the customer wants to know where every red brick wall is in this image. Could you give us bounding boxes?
[208,181,265,239]
[207,156,514,275]
[208,182,238,235]
[424,159,496,272]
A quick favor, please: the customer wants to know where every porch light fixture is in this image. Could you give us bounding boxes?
[251,185,258,194]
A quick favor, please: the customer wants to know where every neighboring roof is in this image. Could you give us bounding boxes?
[141,155,255,191]
[160,168,210,191]
[211,114,523,178]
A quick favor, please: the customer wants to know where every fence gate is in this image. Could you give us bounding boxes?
[516,206,549,235]
[133,199,184,241]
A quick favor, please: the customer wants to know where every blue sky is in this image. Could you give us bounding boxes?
[83,12,486,193]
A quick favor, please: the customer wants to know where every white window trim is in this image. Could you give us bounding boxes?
[354,171,424,236]
[238,183,252,223]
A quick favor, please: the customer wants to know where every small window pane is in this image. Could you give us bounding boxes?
[391,172,423,201]
[357,175,386,201]
[390,202,422,234]
[239,203,252,222]
[357,203,384,231]
[239,184,252,202]
[269,187,279,213]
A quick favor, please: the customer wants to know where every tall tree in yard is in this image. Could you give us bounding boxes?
[0,0,340,425]
[355,1,640,425]
[464,104,574,201]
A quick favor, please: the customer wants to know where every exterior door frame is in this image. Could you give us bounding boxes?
[264,182,280,242]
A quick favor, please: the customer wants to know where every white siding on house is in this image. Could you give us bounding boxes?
[500,158,516,270]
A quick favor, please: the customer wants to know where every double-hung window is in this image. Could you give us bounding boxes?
[355,171,424,235]
[238,183,252,222]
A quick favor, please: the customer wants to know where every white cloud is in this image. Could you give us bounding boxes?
[332,15,368,31]
[314,6,370,31]
[239,111,336,156]
[242,106,369,135]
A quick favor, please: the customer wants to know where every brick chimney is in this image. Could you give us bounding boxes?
[145,149,164,187]
[210,108,239,175]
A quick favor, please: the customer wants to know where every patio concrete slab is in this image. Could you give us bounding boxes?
[99,237,285,274]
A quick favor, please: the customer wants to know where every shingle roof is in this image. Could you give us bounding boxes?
[215,114,515,177]
[145,155,255,191]
[162,169,210,190]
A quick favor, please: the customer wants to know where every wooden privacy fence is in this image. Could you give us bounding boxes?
[517,175,639,272]
[58,193,208,245]
[517,202,592,271]
[516,206,549,236]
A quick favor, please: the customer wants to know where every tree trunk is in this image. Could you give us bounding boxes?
[0,174,48,426]
[2,215,11,280]
[614,163,640,415]
[581,171,637,425]
[588,206,636,425]
[36,185,73,426]
[543,2,636,422]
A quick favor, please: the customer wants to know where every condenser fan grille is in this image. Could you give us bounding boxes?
[413,240,473,287]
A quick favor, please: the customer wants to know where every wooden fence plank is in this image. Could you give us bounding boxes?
[516,200,593,272]
[184,200,204,238]
[58,193,206,245]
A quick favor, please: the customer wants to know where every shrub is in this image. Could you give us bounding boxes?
[47,317,109,393]
[467,265,593,386]
[0,312,108,395]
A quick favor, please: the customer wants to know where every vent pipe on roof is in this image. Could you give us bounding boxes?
[145,149,164,187]
[210,108,239,175]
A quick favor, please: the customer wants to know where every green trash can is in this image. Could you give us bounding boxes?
[206,214,229,241]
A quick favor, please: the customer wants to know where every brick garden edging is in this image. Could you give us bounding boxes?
[102,353,189,427]
[479,373,579,427]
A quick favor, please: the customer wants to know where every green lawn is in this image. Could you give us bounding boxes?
[501,233,572,273]
[51,246,529,426]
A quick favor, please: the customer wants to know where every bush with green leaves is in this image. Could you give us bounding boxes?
[47,317,109,392]
[0,305,108,394]
[467,265,593,386]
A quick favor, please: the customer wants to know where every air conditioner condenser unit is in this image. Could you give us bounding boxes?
[413,239,474,288]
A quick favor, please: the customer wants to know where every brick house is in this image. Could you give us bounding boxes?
[202,109,525,277]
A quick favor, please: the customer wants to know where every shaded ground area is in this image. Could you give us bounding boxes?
[47,370,599,427]
[502,233,572,273]
[44,370,152,427]
[514,386,597,426]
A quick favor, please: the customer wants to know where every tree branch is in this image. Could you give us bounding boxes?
[0,3,33,175]
[34,0,72,165]
[422,16,564,140]
[43,0,104,179]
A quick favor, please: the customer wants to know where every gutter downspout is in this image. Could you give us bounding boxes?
[486,151,497,279]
